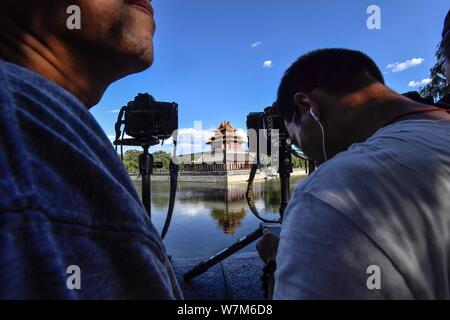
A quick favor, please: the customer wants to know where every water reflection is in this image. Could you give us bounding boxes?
[133,175,305,258]
[211,207,246,234]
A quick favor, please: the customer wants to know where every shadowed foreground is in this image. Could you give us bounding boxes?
[172,253,265,300]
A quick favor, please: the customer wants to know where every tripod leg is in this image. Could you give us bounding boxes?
[183,227,264,281]
[139,147,153,218]
[279,173,290,219]
[142,173,151,217]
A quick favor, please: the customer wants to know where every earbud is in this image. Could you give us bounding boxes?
[309,109,320,122]
[309,108,328,162]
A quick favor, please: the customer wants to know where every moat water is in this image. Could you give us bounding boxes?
[132,175,306,258]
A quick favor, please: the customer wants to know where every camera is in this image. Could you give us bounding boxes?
[246,104,289,163]
[114,93,178,147]
[246,104,288,137]
[122,93,178,143]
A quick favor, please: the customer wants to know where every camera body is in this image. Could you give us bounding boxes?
[124,93,178,142]
[246,104,289,161]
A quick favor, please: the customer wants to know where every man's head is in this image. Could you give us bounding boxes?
[1,0,156,105]
[277,48,386,163]
[441,10,450,83]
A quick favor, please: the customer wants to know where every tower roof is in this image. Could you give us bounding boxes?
[207,121,245,145]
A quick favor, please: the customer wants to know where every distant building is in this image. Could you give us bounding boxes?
[207,121,245,152]
[181,121,255,172]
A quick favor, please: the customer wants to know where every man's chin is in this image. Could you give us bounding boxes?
[137,52,154,72]
[122,49,154,75]
[142,50,154,69]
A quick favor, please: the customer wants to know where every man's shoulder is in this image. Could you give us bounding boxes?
[0,59,48,96]
[0,60,86,114]
[298,145,383,197]
[288,121,450,299]
[0,60,140,228]
[301,119,450,195]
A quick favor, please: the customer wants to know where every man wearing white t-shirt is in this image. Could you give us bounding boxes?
[257,48,450,299]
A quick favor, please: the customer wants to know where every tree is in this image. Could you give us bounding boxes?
[153,151,172,172]
[121,149,174,173]
[291,155,306,169]
[122,149,140,173]
[420,46,450,101]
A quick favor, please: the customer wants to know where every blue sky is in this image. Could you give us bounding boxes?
[91,0,449,153]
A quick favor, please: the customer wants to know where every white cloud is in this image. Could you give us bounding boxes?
[408,78,431,88]
[174,127,231,154]
[386,58,424,73]
[236,129,249,144]
[107,134,141,153]
[107,134,133,142]
[262,60,273,69]
[251,41,263,48]
[108,109,121,113]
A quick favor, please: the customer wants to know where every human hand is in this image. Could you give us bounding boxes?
[256,230,280,264]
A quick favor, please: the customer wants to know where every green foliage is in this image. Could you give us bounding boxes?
[122,149,140,173]
[121,149,305,173]
[420,47,450,101]
[153,150,172,172]
[121,149,173,173]
[291,155,306,169]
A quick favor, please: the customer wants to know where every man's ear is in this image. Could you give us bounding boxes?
[293,92,321,120]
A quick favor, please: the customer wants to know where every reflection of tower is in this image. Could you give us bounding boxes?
[210,208,246,235]
[209,186,254,234]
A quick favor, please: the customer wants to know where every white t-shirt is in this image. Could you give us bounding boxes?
[274,119,450,300]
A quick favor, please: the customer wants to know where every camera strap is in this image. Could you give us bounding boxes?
[160,159,178,239]
[246,164,281,224]
[161,141,179,240]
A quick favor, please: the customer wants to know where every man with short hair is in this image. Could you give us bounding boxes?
[0,0,182,299]
[258,48,450,299]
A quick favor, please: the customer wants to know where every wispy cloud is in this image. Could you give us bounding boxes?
[262,60,273,69]
[108,109,121,113]
[386,58,424,73]
[251,41,263,48]
[408,78,431,88]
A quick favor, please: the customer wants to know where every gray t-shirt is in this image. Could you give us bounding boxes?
[274,119,450,300]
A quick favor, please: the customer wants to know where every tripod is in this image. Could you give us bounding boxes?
[183,137,293,281]
[114,137,162,217]
[139,143,163,217]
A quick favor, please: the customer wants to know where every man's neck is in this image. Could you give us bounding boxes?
[0,19,106,107]
[327,85,447,159]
